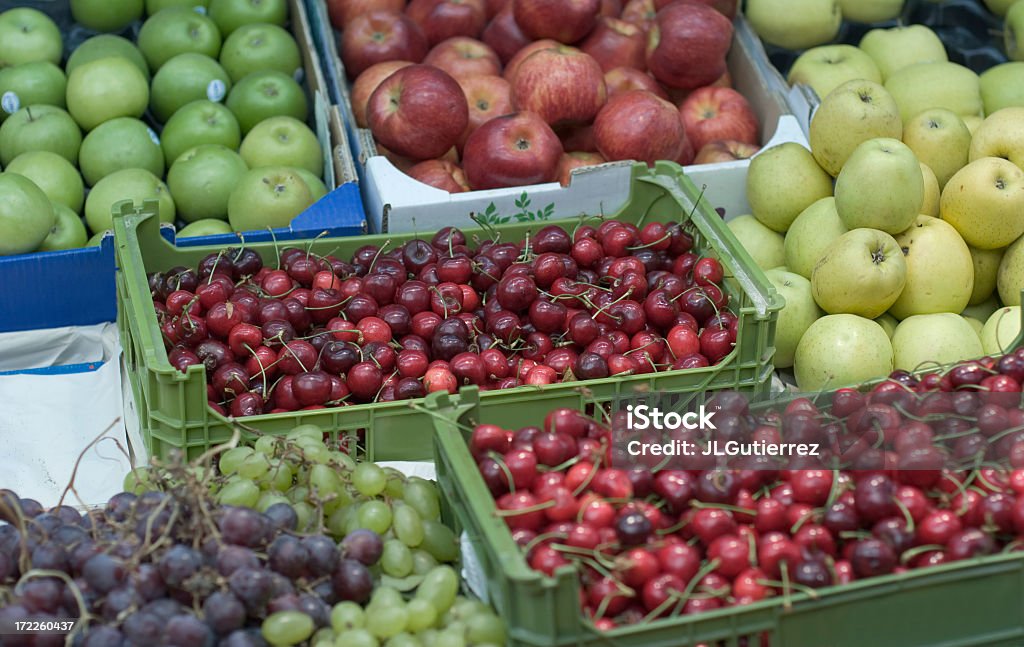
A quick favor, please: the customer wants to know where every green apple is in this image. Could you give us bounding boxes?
[746,142,833,233]
[787,45,882,102]
[859,25,948,81]
[875,312,898,338]
[963,295,1001,322]
[969,107,1024,170]
[809,79,902,177]
[726,215,786,270]
[835,138,922,234]
[964,316,985,337]
[38,203,89,252]
[5,151,84,214]
[811,227,908,318]
[228,166,314,231]
[981,306,1022,354]
[892,313,983,371]
[784,197,848,279]
[0,62,66,123]
[889,215,974,319]
[838,0,904,23]
[293,167,327,200]
[147,0,212,16]
[0,8,62,67]
[177,218,233,237]
[70,0,144,32]
[79,117,165,186]
[941,157,1024,250]
[920,163,940,217]
[901,108,971,190]
[765,268,823,369]
[166,144,248,222]
[66,35,150,81]
[745,0,841,50]
[980,63,1024,114]
[66,57,149,131]
[986,0,1019,16]
[239,115,323,176]
[0,105,82,166]
[969,245,1004,305]
[84,168,175,234]
[151,53,232,123]
[885,62,983,123]
[1007,0,1024,62]
[0,172,56,255]
[794,314,894,390]
[219,23,302,83]
[138,7,223,72]
[160,99,241,166]
[226,70,308,134]
[998,234,1024,305]
[209,0,288,36]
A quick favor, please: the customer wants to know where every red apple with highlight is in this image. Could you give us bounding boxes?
[462,111,563,189]
[457,74,513,149]
[556,151,606,185]
[328,0,405,29]
[351,60,414,128]
[424,36,502,78]
[341,12,429,78]
[406,0,488,45]
[408,159,471,192]
[655,0,737,19]
[513,0,600,44]
[679,86,758,153]
[511,45,607,127]
[646,2,733,90]
[594,89,685,165]
[604,66,667,98]
[502,38,560,84]
[581,17,647,72]
[481,5,532,64]
[693,139,759,164]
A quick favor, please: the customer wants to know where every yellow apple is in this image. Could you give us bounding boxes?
[859,25,947,81]
[985,0,1019,16]
[787,45,882,101]
[794,314,893,390]
[839,0,904,23]
[969,245,1005,305]
[998,234,1024,305]
[892,313,983,371]
[726,215,786,270]
[980,63,1024,114]
[964,316,985,337]
[981,306,1022,354]
[901,108,971,189]
[784,197,849,279]
[811,228,908,318]
[962,115,984,135]
[765,268,823,369]
[746,0,842,50]
[885,62,983,124]
[889,215,974,319]
[834,137,922,234]
[875,312,898,338]
[963,295,1001,323]
[941,157,1024,249]
[920,163,939,217]
[969,107,1024,170]
[746,142,834,233]
[809,79,903,176]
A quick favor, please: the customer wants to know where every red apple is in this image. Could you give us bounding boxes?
[676,129,695,165]
[367,64,470,160]
[556,151,606,185]
[379,143,459,173]
[604,66,667,98]
[406,0,488,45]
[599,0,622,17]
[482,6,532,65]
[646,2,732,90]
[593,89,684,165]
[668,68,732,104]
[462,111,564,189]
[655,0,737,19]
[328,0,405,29]
[560,123,597,152]
[693,139,759,164]
[620,0,656,32]
[351,60,414,128]
[503,38,560,84]
[424,37,502,78]
[580,17,647,72]
[511,45,607,127]
[408,159,472,191]
[457,74,513,150]
[513,0,601,44]
[679,86,758,153]
[341,12,429,78]
[486,0,510,18]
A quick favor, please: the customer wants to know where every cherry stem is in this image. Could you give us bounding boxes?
[485,450,517,495]
[689,500,754,515]
[522,531,568,556]
[899,543,944,565]
[626,231,671,251]
[892,497,916,534]
[367,239,392,274]
[494,499,556,517]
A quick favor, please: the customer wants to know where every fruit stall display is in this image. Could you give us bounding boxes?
[113,162,782,461]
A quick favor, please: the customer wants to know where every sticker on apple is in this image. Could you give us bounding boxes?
[147,127,161,146]
[207,79,227,103]
[1,91,20,115]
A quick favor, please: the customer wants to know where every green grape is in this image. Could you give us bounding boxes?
[392,504,425,548]
[369,586,404,610]
[403,479,441,521]
[433,628,466,647]
[449,598,489,621]
[287,485,310,504]
[322,487,354,516]
[381,539,414,578]
[366,603,409,640]
[287,424,324,443]
[405,598,438,633]
[303,442,333,464]
[262,610,315,646]
[415,566,459,615]
[310,464,345,500]
[357,500,393,535]
[465,614,506,645]
[293,501,315,532]
[335,629,379,647]
[331,450,357,471]
[262,459,295,492]
[419,629,439,647]
[312,627,336,647]
[412,550,439,575]
[238,452,272,480]
[385,633,422,647]
[219,446,253,475]
[384,474,406,500]
[331,601,366,633]
[218,478,261,508]
[353,462,388,497]
[254,435,278,456]
[257,492,290,513]
[122,468,155,494]
[328,505,355,538]
[420,520,459,563]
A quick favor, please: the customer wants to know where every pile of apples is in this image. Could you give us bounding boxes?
[474,350,1024,632]
[327,0,762,192]
[0,0,325,258]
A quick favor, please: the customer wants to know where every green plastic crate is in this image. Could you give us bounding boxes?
[429,387,1024,647]
[113,161,782,461]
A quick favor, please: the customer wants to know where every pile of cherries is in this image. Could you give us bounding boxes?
[472,351,1024,631]
[148,219,738,417]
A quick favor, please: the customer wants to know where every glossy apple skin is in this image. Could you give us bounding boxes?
[679,86,758,153]
[604,66,668,98]
[351,60,414,128]
[513,0,601,44]
[457,74,514,150]
[556,151,606,185]
[646,2,733,90]
[462,111,564,189]
[654,0,737,18]
[693,139,760,164]
[511,45,607,127]
[502,38,560,84]
[406,0,488,46]
[328,0,405,29]
[408,159,472,192]
[341,11,429,78]
[367,64,470,160]
[424,36,502,78]
[482,5,532,64]
[581,16,648,72]
[593,89,685,165]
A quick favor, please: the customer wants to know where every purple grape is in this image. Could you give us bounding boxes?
[228,567,273,613]
[301,535,339,577]
[105,492,137,522]
[166,613,214,647]
[31,543,68,572]
[101,586,144,620]
[340,529,383,566]
[21,578,62,613]
[131,564,167,601]
[219,628,269,647]
[216,545,260,576]
[80,625,126,647]
[158,545,202,589]
[268,536,308,579]
[123,611,163,644]
[332,559,373,604]
[218,507,268,548]
[83,554,126,594]
[264,503,298,532]
[203,591,247,635]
